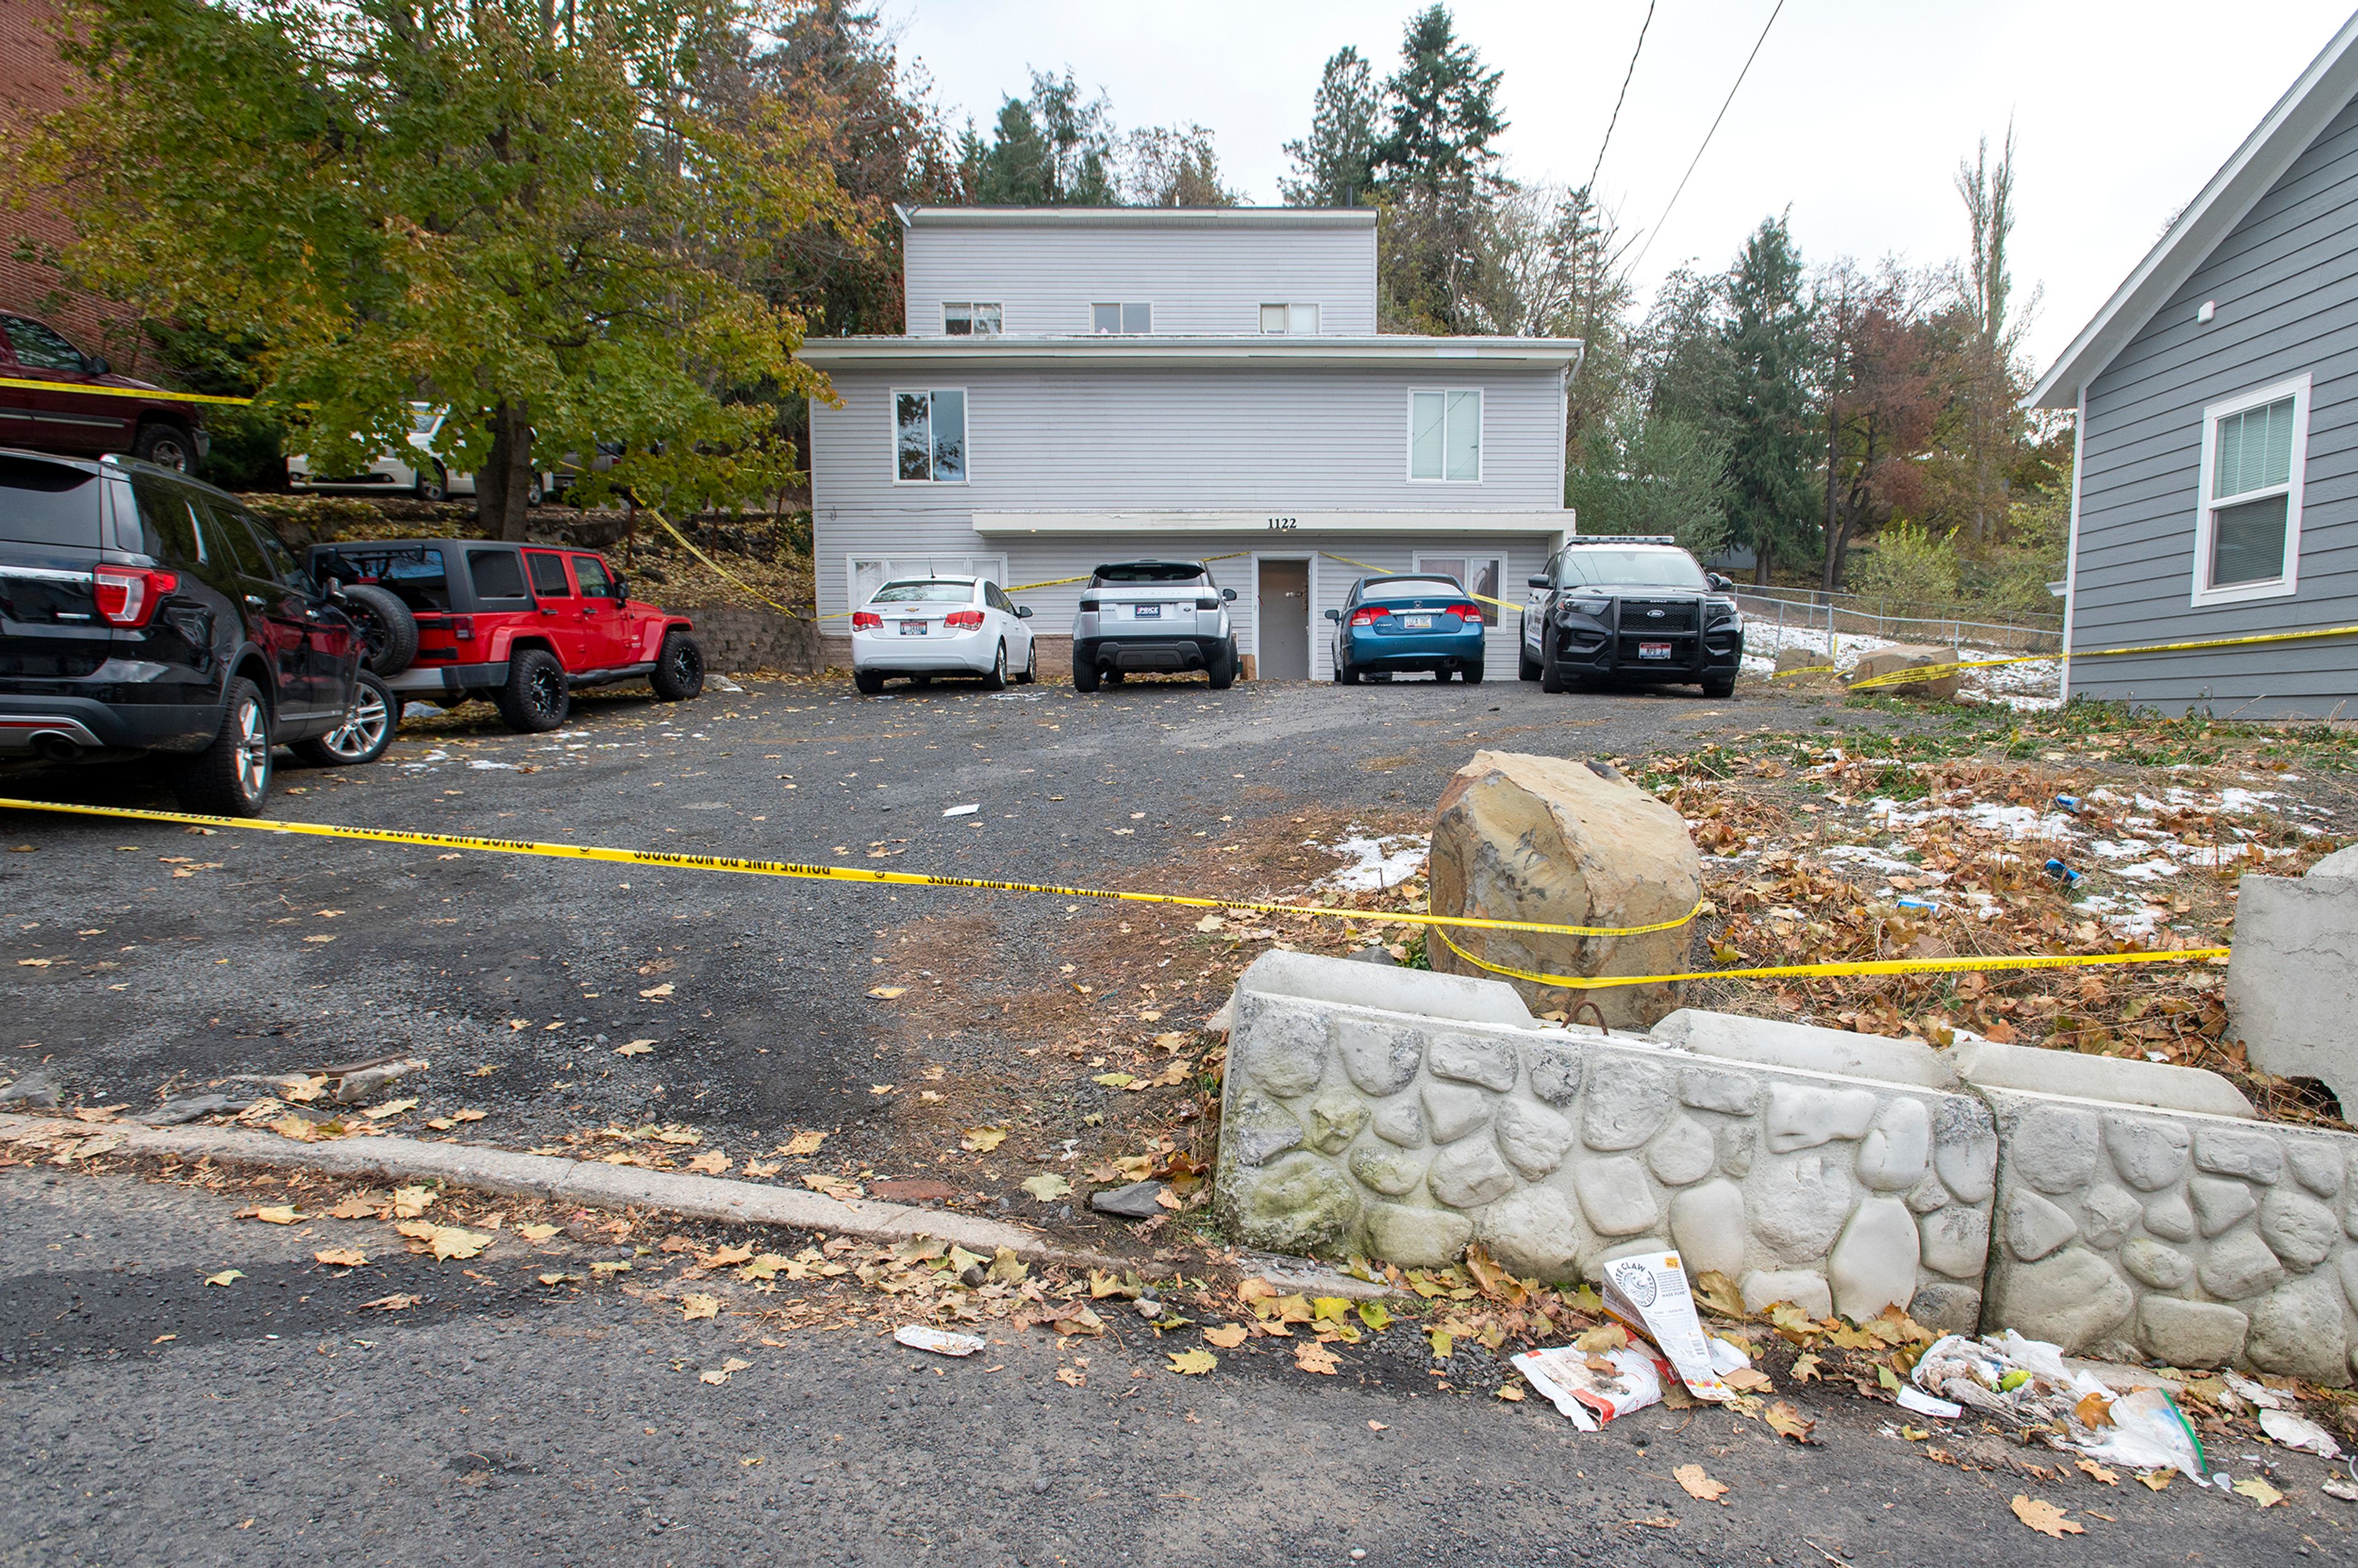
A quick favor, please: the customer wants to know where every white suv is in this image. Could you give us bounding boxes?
[1070,561,1239,691]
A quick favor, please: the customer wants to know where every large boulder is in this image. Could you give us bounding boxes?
[1426,751,1702,1029]
[1847,644,1959,701]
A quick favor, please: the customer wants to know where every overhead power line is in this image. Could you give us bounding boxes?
[1582,0,1656,199]
[1627,0,1787,273]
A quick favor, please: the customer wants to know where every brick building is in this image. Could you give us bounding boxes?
[1,0,149,368]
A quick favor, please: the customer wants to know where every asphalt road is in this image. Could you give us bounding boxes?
[4,675,2354,1564]
[2,672,1889,1156]
[5,1165,2349,1567]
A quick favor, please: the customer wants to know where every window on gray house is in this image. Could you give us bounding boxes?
[2207,393,2298,588]
[943,303,1001,336]
[1091,303,1152,334]
[894,389,967,483]
[1408,389,1482,482]
[1259,303,1321,335]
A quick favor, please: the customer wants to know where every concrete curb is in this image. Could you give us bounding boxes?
[0,1115,1132,1274]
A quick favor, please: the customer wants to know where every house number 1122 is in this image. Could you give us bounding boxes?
[1266,517,1298,530]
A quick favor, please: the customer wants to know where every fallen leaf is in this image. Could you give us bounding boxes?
[1021,1173,1072,1201]
[204,1269,244,1287]
[2009,1497,2084,1537]
[517,1224,559,1243]
[327,1195,381,1219]
[655,1129,701,1146]
[590,1260,631,1275]
[742,1160,781,1178]
[449,1108,486,1124]
[709,1242,755,1267]
[362,1098,418,1120]
[313,1247,367,1268]
[270,1115,322,1143]
[2074,1391,2115,1429]
[1791,1353,1823,1383]
[253,1205,302,1225]
[639,983,675,998]
[1167,1349,1217,1376]
[680,1294,722,1321]
[389,1186,435,1217]
[395,1221,491,1260]
[1368,1421,1389,1431]
[2075,1459,2118,1486]
[780,1131,826,1157]
[685,1151,730,1174]
[615,1039,656,1057]
[1724,1367,1774,1393]
[1763,1402,1818,1444]
[537,1272,578,1286]
[866,985,906,999]
[1294,1342,1340,1376]
[1673,1464,1729,1504]
[1357,1301,1392,1333]
[360,1293,421,1311]
[1203,1324,1249,1349]
[1495,1384,1524,1402]
[1574,1322,1629,1354]
[961,1127,1008,1153]
[2232,1476,2284,1508]
[1054,1367,1086,1387]
[2136,1472,2172,1492]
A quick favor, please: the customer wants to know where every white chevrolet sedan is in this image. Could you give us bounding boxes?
[851,576,1037,694]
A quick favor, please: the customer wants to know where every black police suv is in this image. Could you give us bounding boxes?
[1519,535,1745,698]
[1,449,394,815]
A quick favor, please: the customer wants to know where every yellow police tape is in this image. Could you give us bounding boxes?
[0,796,1702,942]
[0,375,253,408]
[1430,923,2229,991]
[1839,620,2358,693]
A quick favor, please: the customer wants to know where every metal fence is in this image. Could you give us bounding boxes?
[1733,584,2063,656]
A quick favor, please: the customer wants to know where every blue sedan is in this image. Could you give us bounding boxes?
[1325,574,1488,683]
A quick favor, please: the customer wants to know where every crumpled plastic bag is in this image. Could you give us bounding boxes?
[1911,1332,2206,1478]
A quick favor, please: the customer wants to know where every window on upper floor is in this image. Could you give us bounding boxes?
[894,389,968,483]
[1259,303,1321,335]
[2195,375,2307,605]
[943,302,1002,336]
[1407,389,1482,483]
[1091,302,1152,334]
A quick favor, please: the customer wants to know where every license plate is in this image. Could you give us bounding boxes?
[1638,640,1671,660]
[1132,603,1161,619]
[1401,615,1433,630]
[898,620,927,636]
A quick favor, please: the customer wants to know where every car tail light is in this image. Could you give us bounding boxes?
[1446,602,1483,621]
[450,614,475,642]
[943,608,984,629]
[1078,597,1100,612]
[91,565,177,627]
[852,610,882,631]
[1195,596,1220,610]
[1347,605,1388,627]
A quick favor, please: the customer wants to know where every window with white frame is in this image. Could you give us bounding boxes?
[1414,553,1504,626]
[2195,375,2308,604]
[1091,302,1152,334]
[893,389,967,483]
[849,556,1008,610]
[1408,389,1482,482]
[941,302,1002,336]
[1259,303,1321,335]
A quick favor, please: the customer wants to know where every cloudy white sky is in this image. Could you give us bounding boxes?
[876,0,2357,369]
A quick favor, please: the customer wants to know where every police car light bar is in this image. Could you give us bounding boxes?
[1565,535,1678,546]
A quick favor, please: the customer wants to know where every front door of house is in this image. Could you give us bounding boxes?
[1256,559,1310,680]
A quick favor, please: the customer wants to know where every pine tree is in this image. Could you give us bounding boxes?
[1281,46,1377,206]
[974,69,1116,205]
[1718,217,1820,584]
[1369,6,1508,332]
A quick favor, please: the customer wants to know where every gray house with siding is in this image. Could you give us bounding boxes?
[2032,14,2358,717]
[800,206,1581,679]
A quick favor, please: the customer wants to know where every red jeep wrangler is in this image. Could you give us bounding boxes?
[305,538,704,731]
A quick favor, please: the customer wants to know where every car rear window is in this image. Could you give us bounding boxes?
[0,456,104,548]
[1363,576,1461,600]
[1091,562,1205,585]
[468,548,529,602]
[870,580,973,604]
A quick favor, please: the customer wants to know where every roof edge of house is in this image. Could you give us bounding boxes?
[895,204,1377,231]
[2026,12,2358,411]
[795,335,1583,367]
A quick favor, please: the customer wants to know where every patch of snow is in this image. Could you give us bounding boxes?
[1313,829,1431,893]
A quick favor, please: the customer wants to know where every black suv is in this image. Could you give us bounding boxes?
[1519,535,1745,698]
[0,449,393,815]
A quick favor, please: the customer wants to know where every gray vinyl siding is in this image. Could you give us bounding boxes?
[810,362,1565,677]
[2072,88,2358,716]
[902,223,1378,337]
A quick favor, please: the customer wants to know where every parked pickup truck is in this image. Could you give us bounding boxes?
[305,538,705,731]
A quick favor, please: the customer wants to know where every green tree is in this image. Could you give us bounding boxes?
[1717,217,1819,583]
[1122,125,1238,207]
[1371,5,1508,332]
[12,0,839,538]
[1926,126,2034,543]
[1565,410,1732,557]
[1281,45,1377,206]
[975,69,1117,205]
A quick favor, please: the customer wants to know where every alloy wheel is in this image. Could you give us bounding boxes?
[232,696,270,802]
[323,683,391,761]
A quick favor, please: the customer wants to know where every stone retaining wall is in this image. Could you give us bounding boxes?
[1215,950,2358,1381]
[670,601,822,675]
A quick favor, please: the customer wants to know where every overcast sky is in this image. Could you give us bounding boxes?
[876,0,2357,369]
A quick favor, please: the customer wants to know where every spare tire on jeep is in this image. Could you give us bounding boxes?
[338,583,419,677]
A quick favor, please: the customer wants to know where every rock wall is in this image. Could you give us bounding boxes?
[1215,950,2358,1381]
[1983,1090,2358,1380]
[1216,952,1998,1333]
[669,602,823,675]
